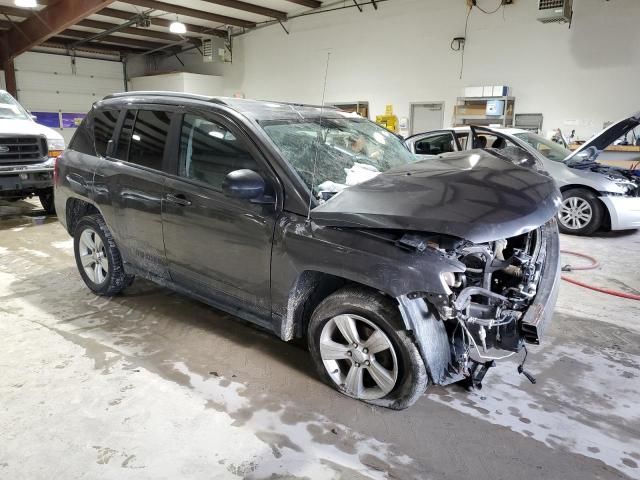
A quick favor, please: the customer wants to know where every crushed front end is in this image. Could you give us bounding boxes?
[397,219,560,389]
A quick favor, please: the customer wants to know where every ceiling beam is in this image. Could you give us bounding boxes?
[285,0,322,8]
[43,37,137,56]
[124,0,256,28]
[0,0,116,61]
[98,8,227,38]
[78,18,179,42]
[198,0,287,20]
[57,29,167,50]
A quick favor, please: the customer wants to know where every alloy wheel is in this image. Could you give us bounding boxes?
[319,314,398,400]
[559,196,593,230]
[78,228,109,285]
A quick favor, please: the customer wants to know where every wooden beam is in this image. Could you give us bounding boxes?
[285,0,322,8]
[0,0,116,61]
[198,0,287,20]
[78,18,179,42]
[124,0,256,28]
[3,58,16,97]
[99,9,228,38]
[57,29,167,50]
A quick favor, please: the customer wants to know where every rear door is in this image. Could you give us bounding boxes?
[161,108,280,321]
[94,106,174,279]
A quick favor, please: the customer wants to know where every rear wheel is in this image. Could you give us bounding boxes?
[557,188,603,235]
[74,215,134,296]
[307,286,427,409]
[38,188,55,214]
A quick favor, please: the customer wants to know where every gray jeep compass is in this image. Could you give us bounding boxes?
[55,92,561,409]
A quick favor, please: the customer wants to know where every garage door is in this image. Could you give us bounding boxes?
[14,52,125,144]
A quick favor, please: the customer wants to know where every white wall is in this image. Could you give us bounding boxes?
[218,0,640,139]
[130,72,223,96]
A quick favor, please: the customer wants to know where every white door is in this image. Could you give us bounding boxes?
[410,103,444,135]
[14,52,125,144]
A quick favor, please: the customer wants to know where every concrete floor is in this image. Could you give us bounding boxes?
[1,199,639,480]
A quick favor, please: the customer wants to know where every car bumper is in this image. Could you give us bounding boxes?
[600,195,640,230]
[0,167,54,195]
[520,219,561,344]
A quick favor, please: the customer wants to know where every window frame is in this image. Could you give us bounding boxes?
[107,104,180,175]
[165,106,282,199]
[410,130,460,155]
[91,107,121,158]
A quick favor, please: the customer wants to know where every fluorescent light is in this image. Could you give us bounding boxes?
[169,21,186,34]
[15,0,37,7]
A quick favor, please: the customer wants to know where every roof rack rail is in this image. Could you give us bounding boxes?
[102,91,226,104]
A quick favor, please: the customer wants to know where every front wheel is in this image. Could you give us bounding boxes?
[557,188,604,235]
[307,286,427,410]
[73,215,134,296]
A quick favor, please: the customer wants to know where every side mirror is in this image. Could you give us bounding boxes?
[222,169,265,200]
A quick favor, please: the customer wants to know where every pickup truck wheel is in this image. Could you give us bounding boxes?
[557,188,603,236]
[38,189,55,214]
[73,215,133,296]
[308,286,427,410]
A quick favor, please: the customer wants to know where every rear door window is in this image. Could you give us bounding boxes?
[114,109,172,171]
[114,110,135,161]
[93,108,119,157]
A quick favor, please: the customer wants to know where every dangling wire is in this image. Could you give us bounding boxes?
[306,51,331,223]
[459,6,472,80]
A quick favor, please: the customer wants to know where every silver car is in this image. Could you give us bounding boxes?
[405,114,640,235]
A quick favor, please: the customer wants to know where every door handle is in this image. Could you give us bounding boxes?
[165,193,192,206]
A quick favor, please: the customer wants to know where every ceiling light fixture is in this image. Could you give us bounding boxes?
[14,0,38,7]
[169,17,186,34]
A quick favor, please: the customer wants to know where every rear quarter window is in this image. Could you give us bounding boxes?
[68,114,94,155]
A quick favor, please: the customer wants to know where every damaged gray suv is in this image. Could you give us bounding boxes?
[55,93,561,409]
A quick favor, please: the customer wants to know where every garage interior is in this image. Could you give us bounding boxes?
[0,0,639,479]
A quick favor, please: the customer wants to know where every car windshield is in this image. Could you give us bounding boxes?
[513,131,571,162]
[260,116,415,199]
[0,91,30,120]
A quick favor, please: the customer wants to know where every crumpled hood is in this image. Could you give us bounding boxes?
[311,151,562,243]
[0,119,63,140]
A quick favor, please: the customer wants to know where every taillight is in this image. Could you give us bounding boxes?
[53,155,59,184]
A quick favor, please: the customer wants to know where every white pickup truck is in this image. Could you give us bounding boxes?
[0,90,65,213]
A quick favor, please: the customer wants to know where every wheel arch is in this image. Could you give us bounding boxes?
[279,270,401,342]
[65,197,101,235]
[559,184,611,230]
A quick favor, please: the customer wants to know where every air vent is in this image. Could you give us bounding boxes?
[537,0,572,24]
[202,38,213,63]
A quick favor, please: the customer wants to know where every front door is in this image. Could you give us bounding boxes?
[162,110,279,321]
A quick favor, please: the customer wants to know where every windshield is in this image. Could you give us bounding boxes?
[0,91,30,120]
[260,116,415,199]
[513,131,571,162]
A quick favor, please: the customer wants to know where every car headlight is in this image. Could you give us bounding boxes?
[47,138,65,158]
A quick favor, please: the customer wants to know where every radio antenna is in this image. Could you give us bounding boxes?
[306,51,331,223]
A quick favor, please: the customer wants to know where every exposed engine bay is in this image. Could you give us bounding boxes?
[396,222,554,388]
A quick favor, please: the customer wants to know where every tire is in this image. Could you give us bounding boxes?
[38,188,55,214]
[557,188,604,236]
[307,285,428,410]
[73,214,134,296]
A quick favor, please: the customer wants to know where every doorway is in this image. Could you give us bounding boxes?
[410,102,444,135]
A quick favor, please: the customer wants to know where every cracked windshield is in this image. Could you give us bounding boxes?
[260,115,416,201]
